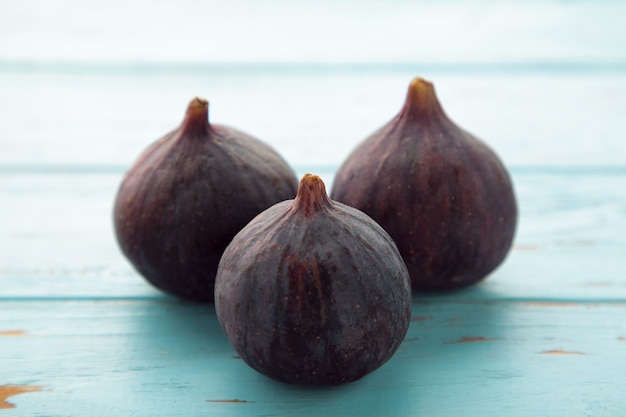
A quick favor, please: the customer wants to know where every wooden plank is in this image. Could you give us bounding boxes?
[1,69,626,169]
[1,299,625,416]
[1,168,625,300]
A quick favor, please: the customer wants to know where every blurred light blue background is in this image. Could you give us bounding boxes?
[1,0,625,169]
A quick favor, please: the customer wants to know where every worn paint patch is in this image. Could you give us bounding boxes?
[0,385,42,409]
[618,337,626,342]
[446,336,492,344]
[540,349,585,355]
[206,399,255,404]
[411,315,433,322]
[0,330,27,337]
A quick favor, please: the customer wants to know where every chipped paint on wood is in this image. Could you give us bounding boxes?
[0,330,27,337]
[206,399,255,404]
[446,336,493,344]
[618,337,626,342]
[0,385,42,409]
[540,350,586,355]
[411,315,433,322]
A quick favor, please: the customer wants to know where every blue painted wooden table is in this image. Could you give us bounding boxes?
[2,1,626,415]
[2,164,626,416]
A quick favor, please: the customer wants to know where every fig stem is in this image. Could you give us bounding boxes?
[292,174,333,217]
[401,77,448,122]
[181,97,210,135]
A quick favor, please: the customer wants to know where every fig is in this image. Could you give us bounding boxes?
[215,174,411,385]
[113,97,298,301]
[331,77,517,291]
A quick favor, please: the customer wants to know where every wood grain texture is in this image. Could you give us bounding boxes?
[1,4,625,412]
[1,299,625,416]
[2,168,625,301]
[1,170,625,415]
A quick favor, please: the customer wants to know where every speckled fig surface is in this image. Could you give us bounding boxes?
[331,77,518,291]
[215,174,412,385]
[113,98,298,301]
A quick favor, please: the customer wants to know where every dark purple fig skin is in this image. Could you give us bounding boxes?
[215,174,411,385]
[113,98,298,302]
[331,78,518,291]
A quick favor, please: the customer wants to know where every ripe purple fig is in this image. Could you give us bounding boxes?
[113,98,298,301]
[331,77,518,291]
[215,174,411,385]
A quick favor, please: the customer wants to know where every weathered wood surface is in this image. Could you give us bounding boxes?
[2,0,626,413]
[1,167,626,416]
[2,298,625,416]
[2,167,625,301]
